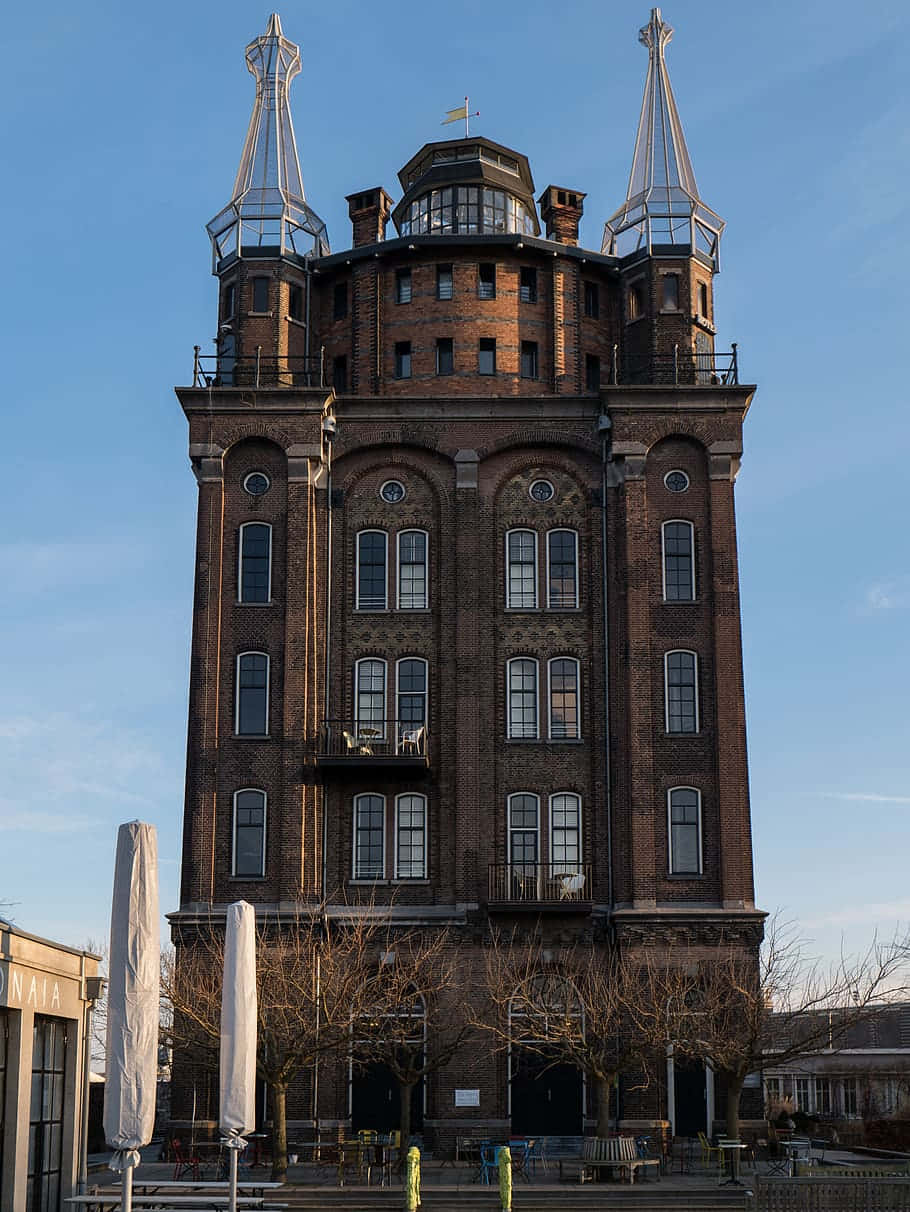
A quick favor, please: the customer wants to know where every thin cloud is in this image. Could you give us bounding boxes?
[803,900,910,930]
[816,791,910,805]
[859,576,910,613]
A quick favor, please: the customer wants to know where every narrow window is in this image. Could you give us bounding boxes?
[223,282,236,319]
[843,1078,858,1117]
[288,283,303,321]
[815,1078,831,1116]
[478,263,496,299]
[698,281,709,316]
[794,1078,810,1112]
[395,341,412,379]
[437,264,454,300]
[668,787,701,874]
[520,341,538,379]
[239,522,271,604]
[478,338,496,375]
[507,658,538,739]
[585,354,601,391]
[550,793,581,874]
[396,268,412,304]
[398,530,428,609]
[395,793,427,878]
[519,267,537,303]
[233,789,266,877]
[765,1077,781,1110]
[583,281,599,318]
[333,282,348,320]
[662,521,695,601]
[629,281,645,320]
[665,650,699,733]
[355,659,386,735]
[662,274,679,310]
[547,530,578,608]
[356,530,387,609]
[251,277,269,313]
[508,793,540,870]
[333,355,347,393]
[506,529,537,608]
[354,793,385,879]
[236,652,269,735]
[548,658,580,739]
[435,337,454,376]
[396,658,427,744]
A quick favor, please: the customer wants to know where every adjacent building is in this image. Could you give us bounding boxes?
[171,8,764,1147]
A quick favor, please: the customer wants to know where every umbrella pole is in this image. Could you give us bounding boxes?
[123,1165,133,1212]
[229,1146,239,1212]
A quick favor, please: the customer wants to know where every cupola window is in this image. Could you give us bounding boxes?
[400,186,535,237]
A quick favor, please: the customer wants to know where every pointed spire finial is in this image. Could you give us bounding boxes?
[206,14,329,267]
[602,8,723,266]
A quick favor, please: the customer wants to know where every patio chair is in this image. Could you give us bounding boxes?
[479,1143,502,1184]
[172,1138,201,1181]
[558,872,586,900]
[697,1131,725,1174]
[508,1138,531,1180]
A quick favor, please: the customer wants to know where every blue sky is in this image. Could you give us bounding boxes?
[2,0,909,965]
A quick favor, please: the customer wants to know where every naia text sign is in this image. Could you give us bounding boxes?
[0,962,69,1013]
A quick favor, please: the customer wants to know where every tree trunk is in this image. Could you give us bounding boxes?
[270,1081,288,1182]
[398,1079,415,1158]
[725,1071,745,1142]
[596,1075,613,1137]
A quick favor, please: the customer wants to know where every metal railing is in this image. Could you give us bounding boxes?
[192,346,326,388]
[488,862,592,904]
[609,344,739,386]
[318,720,428,759]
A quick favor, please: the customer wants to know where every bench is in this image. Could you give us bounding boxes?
[559,1136,661,1184]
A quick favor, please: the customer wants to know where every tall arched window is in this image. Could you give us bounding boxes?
[507,658,539,738]
[662,520,695,601]
[548,657,580,739]
[238,522,272,603]
[506,530,538,608]
[508,793,540,869]
[398,530,428,609]
[668,787,702,874]
[354,793,385,879]
[547,529,578,608]
[356,530,388,610]
[395,793,427,878]
[235,652,269,735]
[396,658,427,745]
[233,789,266,877]
[550,793,581,874]
[664,650,699,732]
[355,659,387,736]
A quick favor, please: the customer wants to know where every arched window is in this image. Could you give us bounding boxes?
[355,659,387,736]
[550,793,581,875]
[354,793,386,880]
[668,787,702,874]
[396,658,427,746]
[356,530,388,610]
[506,530,537,609]
[233,789,266,877]
[509,973,583,1043]
[235,652,269,735]
[507,658,539,738]
[395,793,427,879]
[548,657,580,739]
[398,530,428,609]
[238,522,271,603]
[547,530,578,608]
[662,520,695,601]
[665,650,699,733]
[508,793,540,869]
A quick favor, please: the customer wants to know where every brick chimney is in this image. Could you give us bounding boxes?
[538,186,586,246]
[346,188,393,248]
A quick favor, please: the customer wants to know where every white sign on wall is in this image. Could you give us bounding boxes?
[454,1089,480,1107]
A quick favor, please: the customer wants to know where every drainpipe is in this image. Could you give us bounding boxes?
[321,415,336,899]
[599,415,614,920]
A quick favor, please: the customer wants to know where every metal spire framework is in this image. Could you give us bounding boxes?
[207,14,329,266]
[602,8,723,266]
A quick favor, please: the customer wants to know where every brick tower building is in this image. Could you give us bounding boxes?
[171,9,764,1145]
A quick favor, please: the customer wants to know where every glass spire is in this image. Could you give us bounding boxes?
[207,14,329,266]
[602,8,723,267]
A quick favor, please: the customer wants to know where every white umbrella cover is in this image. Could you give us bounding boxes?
[103,821,159,1209]
[220,900,257,1210]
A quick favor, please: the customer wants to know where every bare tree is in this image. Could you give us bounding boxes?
[480,931,695,1136]
[675,917,910,1141]
[353,929,475,1155]
[163,905,385,1180]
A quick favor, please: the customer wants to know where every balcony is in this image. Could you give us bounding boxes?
[191,349,326,389]
[487,863,593,913]
[316,720,429,774]
[609,346,739,387]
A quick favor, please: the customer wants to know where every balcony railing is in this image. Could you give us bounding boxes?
[488,862,593,908]
[609,344,739,387]
[191,348,326,389]
[316,720,429,768]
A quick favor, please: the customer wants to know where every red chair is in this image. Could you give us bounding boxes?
[172,1138,201,1181]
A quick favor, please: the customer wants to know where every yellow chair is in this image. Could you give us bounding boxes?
[697,1131,725,1174]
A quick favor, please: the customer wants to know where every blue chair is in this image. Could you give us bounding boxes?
[479,1144,501,1184]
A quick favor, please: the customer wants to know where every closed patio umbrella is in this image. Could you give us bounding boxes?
[220,901,257,1212]
[103,821,159,1212]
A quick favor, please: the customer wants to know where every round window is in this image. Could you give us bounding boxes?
[380,480,406,503]
[243,471,271,496]
[529,479,555,502]
[664,470,690,493]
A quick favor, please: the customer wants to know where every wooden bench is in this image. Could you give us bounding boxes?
[559,1136,661,1184]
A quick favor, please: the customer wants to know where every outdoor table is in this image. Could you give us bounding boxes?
[130,1182,282,1197]
[717,1140,748,1186]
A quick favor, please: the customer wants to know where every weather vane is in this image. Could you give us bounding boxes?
[442,97,480,137]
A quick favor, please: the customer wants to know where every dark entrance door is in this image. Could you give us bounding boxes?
[674,1059,706,1137]
[511,1051,583,1135]
[27,1016,68,1212]
[351,1064,423,1135]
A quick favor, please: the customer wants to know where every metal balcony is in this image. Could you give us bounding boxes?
[316,720,429,773]
[191,349,326,388]
[487,863,593,912]
[609,345,739,386]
